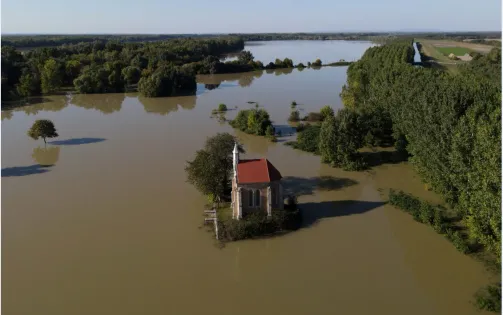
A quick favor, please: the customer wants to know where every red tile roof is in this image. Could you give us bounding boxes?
[237,158,282,184]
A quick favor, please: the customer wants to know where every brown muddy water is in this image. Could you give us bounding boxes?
[2,67,494,314]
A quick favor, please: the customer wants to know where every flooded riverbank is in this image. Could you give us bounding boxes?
[2,48,495,314]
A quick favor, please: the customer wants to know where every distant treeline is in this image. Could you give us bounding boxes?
[3,32,500,49]
[1,34,224,48]
[230,32,384,41]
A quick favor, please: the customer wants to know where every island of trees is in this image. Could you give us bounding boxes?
[185,133,301,242]
[2,35,349,102]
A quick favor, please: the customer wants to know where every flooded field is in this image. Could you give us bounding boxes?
[1,42,494,315]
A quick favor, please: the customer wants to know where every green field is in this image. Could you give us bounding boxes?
[435,46,472,56]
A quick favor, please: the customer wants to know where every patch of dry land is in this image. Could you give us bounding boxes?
[426,39,493,54]
[416,39,494,73]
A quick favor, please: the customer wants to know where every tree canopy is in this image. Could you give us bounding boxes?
[27,119,59,143]
[185,133,244,203]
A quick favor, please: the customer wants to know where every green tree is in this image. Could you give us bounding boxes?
[27,119,59,144]
[65,60,81,85]
[185,133,244,203]
[320,105,334,120]
[319,115,338,164]
[40,59,62,94]
[238,51,254,64]
[319,109,364,170]
[16,72,40,97]
[121,66,141,85]
[138,66,196,97]
[312,59,322,66]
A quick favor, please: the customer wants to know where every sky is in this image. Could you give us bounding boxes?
[1,0,501,34]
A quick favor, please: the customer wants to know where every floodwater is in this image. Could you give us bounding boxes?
[224,40,376,64]
[413,42,422,63]
[2,43,494,315]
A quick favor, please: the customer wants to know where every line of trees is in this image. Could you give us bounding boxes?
[3,32,500,49]
[340,41,501,264]
[1,34,225,48]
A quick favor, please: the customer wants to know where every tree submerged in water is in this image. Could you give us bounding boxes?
[27,119,58,144]
[185,133,244,204]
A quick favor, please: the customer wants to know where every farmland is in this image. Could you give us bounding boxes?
[435,46,472,56]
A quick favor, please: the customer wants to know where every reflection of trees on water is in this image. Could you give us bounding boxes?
[204,84,220,90]
[138,94,197,116]
[71,94,125,114]
[199,70,264,88]
[32,146,60,166]
[274,68,294,76]
[1,111,13,121]
[5,96,69,116]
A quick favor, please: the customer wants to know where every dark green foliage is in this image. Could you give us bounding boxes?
[295,125,321,153]
[1,37,244,98]
[288,110,300,122]
[185,133,244,203]
[218,103,227,112]
[388,190,473,254]
[318,109,366,171]
[319,105,334,120]
[138,66,196,97]
[229,108,273,136]
[312,59,322,66]
[40,59,62,94]
[475,284,501,313]
[27,119,59,143]
[218,202,301,242]
[445,228,470,254]
[121,66,141,85]
[297,63,306,68]
[1,46,25,99]
[342,40,501,261]
[274,58,294,68]
[74,64,122,94]
[16,72,41,97]
[238,50,254,64]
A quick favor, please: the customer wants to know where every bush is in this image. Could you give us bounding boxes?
[265,125,277,142]
[446,228,470,254]
[475,284,501,312]
[304,112,323,122]
[229,108,272,136]
[218,208,301,241]
[320,105,334,120]
[288,110,300,122]
[312,59,322,66]
[296,124,321,153]
[218,103,227,111]
[389,190,472,254]
[297,63,306,68]
[291,101,297,108]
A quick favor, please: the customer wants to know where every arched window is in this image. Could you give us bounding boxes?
[254,189,260,207]
[248,190,253,207]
